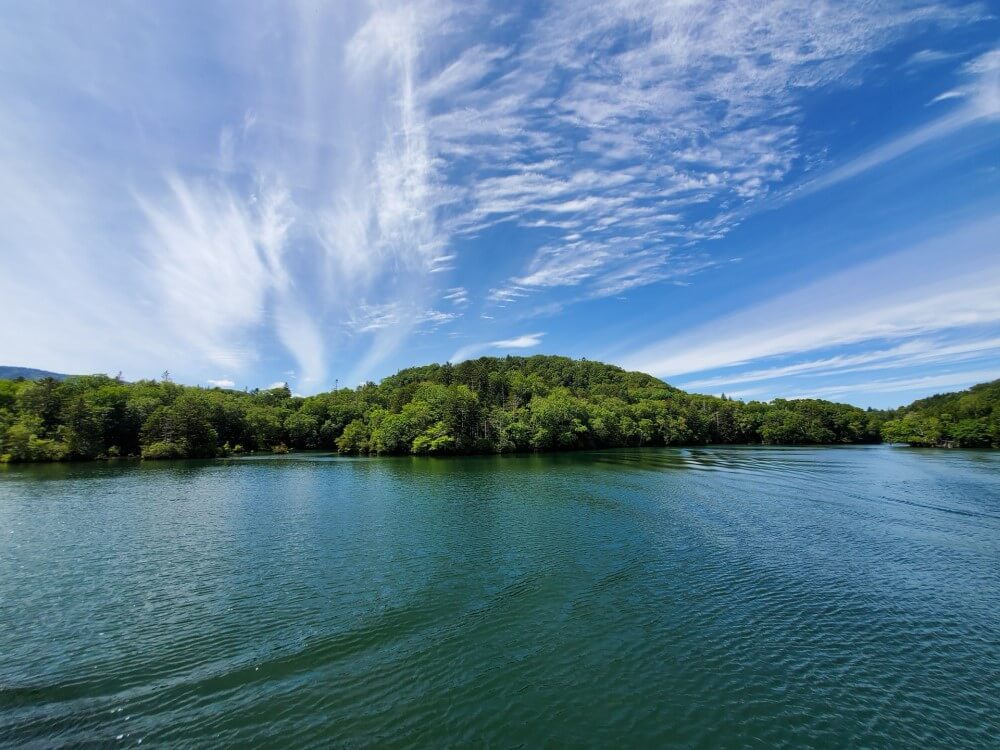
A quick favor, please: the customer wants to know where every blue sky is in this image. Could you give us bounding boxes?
[1,1,998,408]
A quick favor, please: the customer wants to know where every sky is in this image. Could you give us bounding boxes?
[0,1,998,408]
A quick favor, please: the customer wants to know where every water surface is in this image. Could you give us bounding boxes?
[2,446,998,748]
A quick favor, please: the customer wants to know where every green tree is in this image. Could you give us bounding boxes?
[881,416,942,447]
[336,419,370,454]
[412,421,456,454]
[1,360,995,462]
[140,393,219,458]
[285,411,320,449]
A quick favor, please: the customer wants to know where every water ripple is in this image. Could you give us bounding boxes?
[1,446,998,748]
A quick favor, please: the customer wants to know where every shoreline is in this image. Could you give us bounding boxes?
[5,441,995,468]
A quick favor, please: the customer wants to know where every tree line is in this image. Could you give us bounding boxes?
[0,356,995,462]
[880,378,1000,448]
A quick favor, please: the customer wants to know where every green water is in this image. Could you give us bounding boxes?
[1,446,998,748]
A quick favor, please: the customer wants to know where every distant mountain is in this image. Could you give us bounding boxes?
[0,366,72,381]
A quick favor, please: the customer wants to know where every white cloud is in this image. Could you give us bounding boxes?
[619,215,1000,378]
[0,1,993,389]
[792,50,1000,196]
[902,48,964,68]
[347,302,460,334]
[492,333,545,348]
[0,2,466,389]
[442,287,469,306]
[138,176,289,371]
[435,1,989,305]
[207,379,236,389]
[679,337,1000,390]
[790,369,1000,400]
[929,89,967,105]
[273,299,328,387]
[451,332,545,362]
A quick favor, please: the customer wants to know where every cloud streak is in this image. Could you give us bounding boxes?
[434,1,989,306]
[784,369,1000,400]
[792,50,1000,198]
[451,332,545,363]
[620,214,1000,379]
[679,337,1000,391]
[0,2,481,388]
[0,0,995,401]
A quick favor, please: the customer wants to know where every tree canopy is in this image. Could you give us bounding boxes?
[881,378,1000,448]
[0,356,994,462]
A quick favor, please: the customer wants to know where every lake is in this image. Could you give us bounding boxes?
[1,446,998,748]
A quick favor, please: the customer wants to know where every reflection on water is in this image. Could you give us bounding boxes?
[1,446,998,748]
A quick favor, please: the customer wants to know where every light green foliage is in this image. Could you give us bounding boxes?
[527,389,590,448]
[411,421,456,454]
[141,441,186,460]
[1,415,68,462]
[372,401,431,454]
[0,379,20,411]
[336,419,370,455]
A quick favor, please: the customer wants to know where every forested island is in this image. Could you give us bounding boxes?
[0,356,997,463]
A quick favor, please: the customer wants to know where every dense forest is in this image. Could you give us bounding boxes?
[881,378,1000,448]
[0,356,996,462]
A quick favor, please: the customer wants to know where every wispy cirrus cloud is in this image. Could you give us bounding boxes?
[782,369,1000,401]
[138,176,295,371]
[0,0,995,396]
[679,337,1000,391]
[790,48,1000,198]
[619,214,1000,380]
[451,332,545,363]
[902,48,969,70]
[429,0,989,307]
[346,302,460,334]
[442,287,469,306]
[0,1,463,387]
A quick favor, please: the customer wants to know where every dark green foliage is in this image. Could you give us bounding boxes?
[0,356,913,462]
[2,357,994,461]
[880,379,1000,448]
[140,393,219,458]
[284,411,320,449]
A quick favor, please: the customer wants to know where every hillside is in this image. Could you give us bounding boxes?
[881,378,1000,448]
[0,356,886,462]
[0,355,994,462]
[0,366,71,381]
